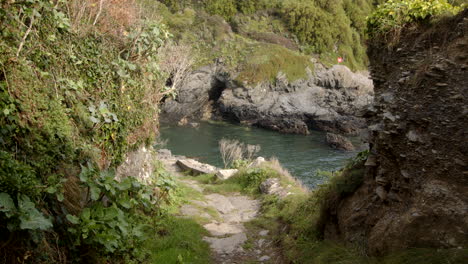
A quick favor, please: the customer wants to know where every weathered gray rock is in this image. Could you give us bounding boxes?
[203,233,247,254]
[216,169,238,180]
[176,159,217,175]
[162,63,373,135]
[325,133,355,151]
[260,178,289,197]
[116,146,155,184]
[157,148,172,157]
[203,222,245,236]
[219,65,373,135]
[161,64,228,123]
[249,157,266,168]
[324,12,468,255]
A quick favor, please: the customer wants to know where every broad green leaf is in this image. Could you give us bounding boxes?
[90,183,101,201]
[66,214,80,224]
[0,193,16,217]
[18,195,52,230]
[117,177,132,191]
[90,116,100,124]
[81,208,91,221]
[103,207,118,220]
[45,186,57,194]
[56,192,64,202]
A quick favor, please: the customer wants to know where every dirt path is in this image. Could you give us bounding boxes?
[160,156,281,263]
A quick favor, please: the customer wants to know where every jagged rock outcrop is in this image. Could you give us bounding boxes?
[161,63,373,135]
[324,10,468,255]
[219,65,373,135]
[325,133,355,151]
[161,64,229,123]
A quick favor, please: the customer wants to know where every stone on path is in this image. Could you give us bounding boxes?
[176,159,217,175]
[179,204,211,219]
[203,222,244,236]
[203,233,248,254]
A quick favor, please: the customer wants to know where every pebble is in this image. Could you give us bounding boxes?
[259,255,271,262]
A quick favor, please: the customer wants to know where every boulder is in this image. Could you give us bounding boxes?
[249,157,266,168]
[161,64,228,123]
[219,65,373,135]
[162,63,374,135]
[259,178,289,197]
[325,133,355,151]
[176,159,217,175]
[157,149,172,158]
[216,169,238,180]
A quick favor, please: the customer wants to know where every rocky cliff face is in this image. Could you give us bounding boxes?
[324,10,468,255]
[219,65,373,135]
[161,64,373,135]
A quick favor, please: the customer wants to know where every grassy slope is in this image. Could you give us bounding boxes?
[147,0,374,85]
[197,157,467,264]
[0,1,175,262]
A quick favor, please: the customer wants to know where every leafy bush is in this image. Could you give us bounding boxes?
[0,0,174,261]
[236,43,314,84]
[279,0,370,70]
[367,0,462,36]
[205,0,238,20]
[65,165,174,259]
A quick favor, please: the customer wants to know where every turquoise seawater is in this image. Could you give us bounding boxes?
[159,121,362,188]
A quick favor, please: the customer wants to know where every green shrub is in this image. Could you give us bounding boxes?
[0,1,171,261]
[280,0,370,70]
[366,0,462,36]
[237,43,314,84]
[65,165,177,259]
[205,0,238,20]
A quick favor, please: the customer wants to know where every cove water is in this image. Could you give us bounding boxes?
[159,121,362,188]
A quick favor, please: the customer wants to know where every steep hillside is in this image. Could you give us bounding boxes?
[323,8,468,255]
[151,0,377,78]
[0,1,181,262]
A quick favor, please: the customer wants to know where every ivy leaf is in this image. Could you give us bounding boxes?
[45,186,57,194]
[88,105,96,113]
[103,207,119,220]
[18,195,52,230]
[90,116,100,124]
[0,193,16,218]
[56,192,64,202]
[116,177,132,191]
[81,208,91,221]
[89,183,101,201]
[66,214,80,224]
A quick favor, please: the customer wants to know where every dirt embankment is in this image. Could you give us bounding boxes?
[324,10,468,255]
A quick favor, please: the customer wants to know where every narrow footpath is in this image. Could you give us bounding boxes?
[159,155,282,264]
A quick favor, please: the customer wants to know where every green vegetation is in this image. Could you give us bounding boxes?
[147,216,211,264]
[246,152,468,264]
[367,0,463,37]
[237,44,314,84]
[0,0,191,262]
[151,0,379,82]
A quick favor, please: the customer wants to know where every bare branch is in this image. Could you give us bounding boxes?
[16,16,35,57]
